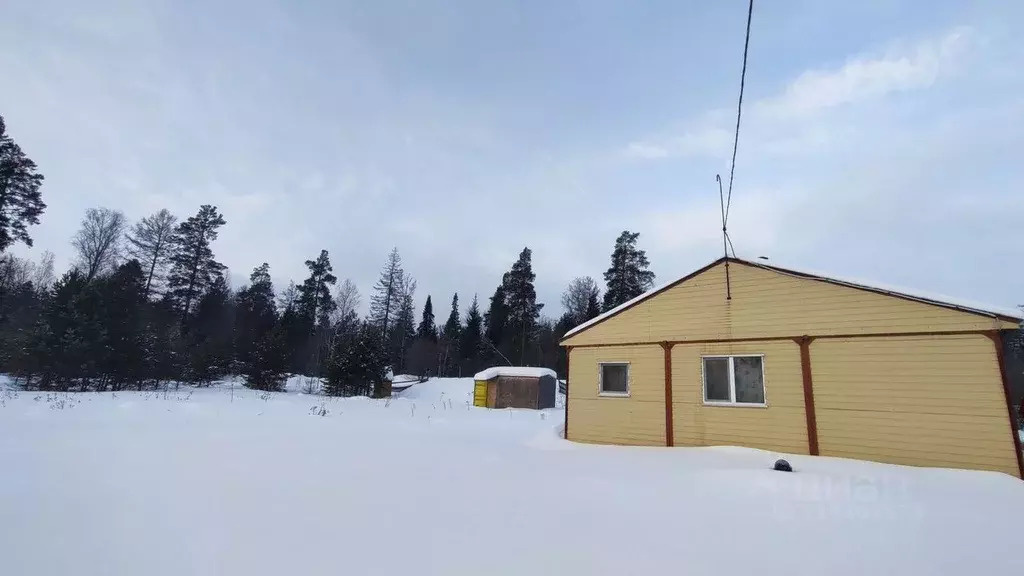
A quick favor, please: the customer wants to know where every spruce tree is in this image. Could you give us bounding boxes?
[140,298,180,387]
[502,247,543,364]
[436,293,461,376]
[460,294,484,375]
[184,276,233,383]
[416,295,437,342]
[0,114,46,253]
[370,248,416,370]
[390,281,416,371]
[484,283,508,354]
[602,231,655,311]
[98,260,147,389]
[0,255,44,375]
[278,299,307,375]
[369,247,405,336]
[30,269,104,390]
[585,290,601,322]
[325,322,388,397]
[442,293,460,342]
[235,263,285,389]
[167,205,227,325]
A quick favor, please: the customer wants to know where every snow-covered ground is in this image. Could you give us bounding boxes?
[1,377,1022,576]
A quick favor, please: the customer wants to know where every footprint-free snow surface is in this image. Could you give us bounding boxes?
[1,377,1022,575]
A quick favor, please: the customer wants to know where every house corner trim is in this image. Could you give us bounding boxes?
[983,330,1024,479]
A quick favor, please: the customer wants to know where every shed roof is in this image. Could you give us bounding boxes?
[563,256,1022,341]
[473,367,557,381]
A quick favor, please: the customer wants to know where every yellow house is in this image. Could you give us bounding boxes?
[561,256,1024,478]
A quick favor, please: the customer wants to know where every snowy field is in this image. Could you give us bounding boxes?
[1,377,1023,576]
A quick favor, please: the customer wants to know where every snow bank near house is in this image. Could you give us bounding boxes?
[473,366,557,380]
[0,379,1022,576]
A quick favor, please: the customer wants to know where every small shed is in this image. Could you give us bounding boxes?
[473,367,558,409]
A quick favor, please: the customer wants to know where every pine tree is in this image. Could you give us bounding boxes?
[460,294,484,375]
[167,205,227,325]
[0,114,46,253]
[502,247,543,364]
[416,295,437,342]
[602,231,655,311]
[297,249,337,328]
[293,250,337,378]
[125,209,177,299]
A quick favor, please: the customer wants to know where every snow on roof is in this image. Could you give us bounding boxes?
[562,256,1022,340]
[473,367,558,381]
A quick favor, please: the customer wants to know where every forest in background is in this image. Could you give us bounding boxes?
[0,114,658,394]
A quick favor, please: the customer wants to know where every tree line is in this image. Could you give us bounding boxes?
[0,113,659,395]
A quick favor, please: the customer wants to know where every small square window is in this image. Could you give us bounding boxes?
[702,355,766,406]
[599,363,629,396]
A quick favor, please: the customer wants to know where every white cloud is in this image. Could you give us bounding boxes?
[627,27,973,161]
[760,27,971,119]
[624,142,669,159]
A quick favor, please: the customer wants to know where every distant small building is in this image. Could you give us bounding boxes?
[473,367,558,409]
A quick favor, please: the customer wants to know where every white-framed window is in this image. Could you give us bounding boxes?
[702,355,766,406]
[598,362,630,397]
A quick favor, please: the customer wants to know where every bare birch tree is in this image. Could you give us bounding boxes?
[125,208,177,299]
[72,207,126,280]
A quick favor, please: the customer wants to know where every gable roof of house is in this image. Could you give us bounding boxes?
[562,256,1023,341]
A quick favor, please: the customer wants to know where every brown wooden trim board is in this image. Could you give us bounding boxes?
[563,346,572,441]
[794,336,820,456]
[564,329,1004,350]
[661,342,674,447]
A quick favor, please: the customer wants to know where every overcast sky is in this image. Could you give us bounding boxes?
[2,0,1022,317]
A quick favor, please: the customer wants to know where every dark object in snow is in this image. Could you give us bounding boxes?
[773,459,793,472]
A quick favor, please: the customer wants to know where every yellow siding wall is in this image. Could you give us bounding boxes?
[562,262,1014,347]
[812,335,1020,477]
[671,340,809,454]
[567,345,665,446]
